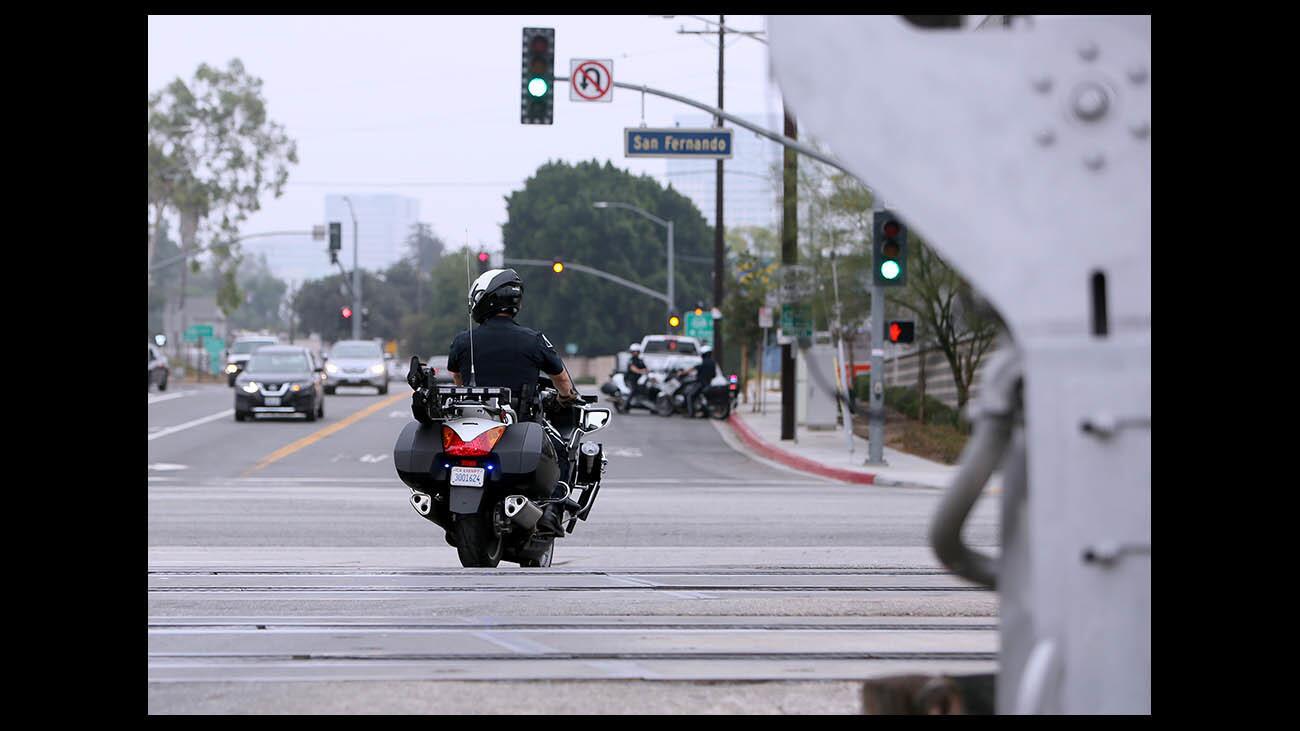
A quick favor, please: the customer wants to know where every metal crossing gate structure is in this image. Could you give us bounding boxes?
[769,15,1150,714]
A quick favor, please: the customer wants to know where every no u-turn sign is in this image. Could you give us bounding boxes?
[569,59,613,102]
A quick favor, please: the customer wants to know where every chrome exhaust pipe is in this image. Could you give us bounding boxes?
[410,491,433,516]
[503,495,543,530]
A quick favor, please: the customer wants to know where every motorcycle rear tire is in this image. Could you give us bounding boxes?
[615,397,630,414]
[518,540,554,568]
[453,514,502,568]
[707,398,731,420]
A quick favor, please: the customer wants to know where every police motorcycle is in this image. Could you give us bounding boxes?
[656,367,732,420]
[395,358,611,567]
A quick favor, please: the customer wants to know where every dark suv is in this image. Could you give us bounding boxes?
[234,345,325,422]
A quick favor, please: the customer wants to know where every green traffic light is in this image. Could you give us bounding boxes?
[881,261,901,280]
[528,77,548,97]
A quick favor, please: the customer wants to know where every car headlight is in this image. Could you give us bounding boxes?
[369,363,385,374]
[241,382,259,394]
[325,363,339,374]
[226,364,239,374]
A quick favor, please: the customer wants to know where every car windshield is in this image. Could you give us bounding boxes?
[245,352,309,373]
[643,340,698,355]
[332,342,382,358]
[233,340,275,355]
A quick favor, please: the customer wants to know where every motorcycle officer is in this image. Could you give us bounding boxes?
[625,343,649,401]
[446,268,579,533]
[679,344,718,418]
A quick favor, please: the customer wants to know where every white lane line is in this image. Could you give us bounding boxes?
[148,410,234,441]
[148,391,196,405]
[149,463,189,471]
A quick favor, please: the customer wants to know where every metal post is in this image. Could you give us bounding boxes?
[830,252,854,454]
[667,219,675,316]
[866,196,887,465]
[712,14,726,367]
[343,196,361,340]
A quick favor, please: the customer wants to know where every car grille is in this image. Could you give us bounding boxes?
[345,367,367,374]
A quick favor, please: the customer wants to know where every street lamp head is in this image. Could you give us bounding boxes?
[592,201,608,208]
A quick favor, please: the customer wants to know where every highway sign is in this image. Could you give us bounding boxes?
[625,127,734,159]
[183,324,214,342]
[684,311,714,345]
[569,59,613,102]
[780,303,813,339]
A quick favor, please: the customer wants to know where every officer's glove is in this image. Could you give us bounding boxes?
[556,390,579,408]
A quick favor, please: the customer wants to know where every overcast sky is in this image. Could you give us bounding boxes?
[148,14,784,274]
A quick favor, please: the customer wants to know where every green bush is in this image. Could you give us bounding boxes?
[884,385,962,428]
[853,374,871,402]
[574,375,597,385]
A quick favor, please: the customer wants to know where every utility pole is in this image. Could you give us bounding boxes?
[675,15,764,366]
[780,107,798,441]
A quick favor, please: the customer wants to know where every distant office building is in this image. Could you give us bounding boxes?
[240,233,335,283]
[665,113,782,231]
[324,194,421,273]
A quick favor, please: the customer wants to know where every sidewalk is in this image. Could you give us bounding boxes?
[722,395,1000,492]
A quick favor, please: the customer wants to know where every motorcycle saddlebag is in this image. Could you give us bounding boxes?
[394,420,442,491]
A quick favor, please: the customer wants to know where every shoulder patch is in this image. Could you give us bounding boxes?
[540,333,555,350]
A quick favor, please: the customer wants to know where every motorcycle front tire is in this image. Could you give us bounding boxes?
[453,513,502,568]
[656,394,674,417]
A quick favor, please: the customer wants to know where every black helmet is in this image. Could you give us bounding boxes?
[469,268,524,324]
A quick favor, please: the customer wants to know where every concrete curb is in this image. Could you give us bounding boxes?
[725,413,878,485]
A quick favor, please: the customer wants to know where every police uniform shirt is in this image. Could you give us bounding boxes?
[626,354,647,379]
[696,356,717,384]
[447,316,565,394]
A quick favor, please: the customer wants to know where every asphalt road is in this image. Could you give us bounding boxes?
[148,382,1001,714]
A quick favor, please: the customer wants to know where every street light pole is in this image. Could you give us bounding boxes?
[342,196,361,340]
[592,201,676,316]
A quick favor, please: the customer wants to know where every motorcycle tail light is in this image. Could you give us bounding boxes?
[442,425,506,456]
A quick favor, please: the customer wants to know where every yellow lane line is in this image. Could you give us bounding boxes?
[242,392,409,476]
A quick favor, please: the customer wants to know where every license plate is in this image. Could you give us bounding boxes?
[264,396,281,406]
[450,467,485,487]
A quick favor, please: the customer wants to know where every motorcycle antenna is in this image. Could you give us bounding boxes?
[464,230,476,387]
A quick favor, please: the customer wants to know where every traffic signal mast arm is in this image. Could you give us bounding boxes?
[555,75,858,180]
[504,257,672,306]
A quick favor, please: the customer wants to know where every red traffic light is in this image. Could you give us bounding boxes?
[883,221,900,238]
[341,306,353,319]
[889,322,901,341]
[477,251,489,263]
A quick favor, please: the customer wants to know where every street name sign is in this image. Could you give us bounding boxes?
[569,59,613,102]
[780,303,813,339]
[625,127,734,159]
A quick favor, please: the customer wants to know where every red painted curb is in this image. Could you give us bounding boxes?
[725,413,877,485]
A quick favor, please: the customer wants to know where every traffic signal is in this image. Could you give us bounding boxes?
[551,259,564,274]
[329,222,342,265]
[476,251,490,273]
[886,320,915,344]
[340,306,353,319]
[668,313,681,329]
[694,305,704,316]
[872,210,908,286]
[521,27,555,125]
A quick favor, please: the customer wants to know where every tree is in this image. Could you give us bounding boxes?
[404,222,445,314]
[226,253,288,333]
[766,136,1004,412]
[502,160,714,354]
[890,235,1001,412]
[148,58,298,316]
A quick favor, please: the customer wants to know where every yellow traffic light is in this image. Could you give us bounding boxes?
[668,315,681,328]
[694,307,703,316]
[552,260,564,273]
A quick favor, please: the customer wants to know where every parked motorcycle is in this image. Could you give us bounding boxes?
[395,357,611,568]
